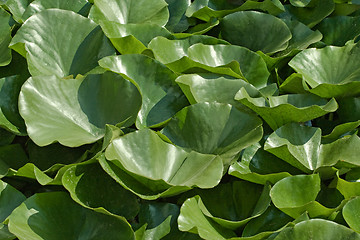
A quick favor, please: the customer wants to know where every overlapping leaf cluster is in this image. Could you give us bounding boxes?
[1,0,360,239]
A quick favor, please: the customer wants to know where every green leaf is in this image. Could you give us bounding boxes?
[178,196,236,240]
[189,181,271,230]
[0,144,28,178]
[289,43,360,98]
[316,16,360,46]
[103,129,223,199]
[165,0,190,33]
[289,0,311,7]
[281,0,335,28]
[186,0,285,22]
[62,162,140,219]
[0,75,27,135]
[161,102,263,166]
[265,123,360,172]
[270,174,334,218]
[22,0,89,20]
[334,173,360,199]
[1,0,29,23]
[229,143,301,185]
[0,8,11,66]
[175,73,260,108]
[89,0,169,26]
[19,72,141,147]
[343,196,360,233]
[99,21,171,54]
[273,219,360,240]
[8,192,135,240]
[220,11,292,54]
[10,9,115,78]
[235,89,338,130]
[99,54,189,128]
[0,128,14,146]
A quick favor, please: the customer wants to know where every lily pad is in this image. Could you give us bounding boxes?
[62,162,140,219]
[22,0,90,20]
[19,72,141,147]
[0,8,11,66]
[103,129,223,199]
[8,192,135,240]
[10,9,115,78]
[89,0,169,26]
[289,42,360,98]
[161,102,263,166]
[235,89,338,130]
[99,54,189,128]
[220,11,292,54]
[265,123,360,173]
[165,0,190,33]
[343,196,360,233]
[274,219,360,240]
[270,174,334,218]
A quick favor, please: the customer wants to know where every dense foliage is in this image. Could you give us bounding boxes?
[1,0,360,239]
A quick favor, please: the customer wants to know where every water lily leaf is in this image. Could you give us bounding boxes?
[270,174,334,218]
[0,180,26,240]
[1,0,29,23]
[186,0,285,22]
[185,44,270,88]
[103,129,223,199]
[0,128,14,146]
[165,0,191,33]
[10,9,115,78]
[220,11,292,54]
[0,144,28,178]
[8,192,135,240]
[282,0,335,28]
[322,120,360,143]
[189,181,271,230]
[289,43,360,98]
[276,19,323,57]
[265,123,360,172]
[229,143,301,185]
[175,74,260,109]
[273,219,360,240]
[337,97,360,123]
[279,73,308,94]
[99,21,171,54]
[89,0,169,26]
[235,89,338,130]
[161,102,263,166]
[19,72,141,147]
[334,172,360,199]
[99,54,189,128]
[62,162,140,219]
[343,196,360,233]
[0,75,27,135]
[0,8,11,67]
[316,16,360,46]
[178,196,236,240]
[289,0,311,7]
[22,0,89,20]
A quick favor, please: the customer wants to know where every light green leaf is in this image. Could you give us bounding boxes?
[235,89,338,130]
[289,43,360,98]
[99,21,171,54]
[221,11,292,54]
[343,197,360,233]
[1,0,29,23]
[175,74,260,108]
[8,192,135,240]
[289,0,311,7]
[10,9,115,78]
[99,54,189,128]
[103,129,223,199]
[19,72,141,147]
[22,0,89,20]
[62,162,140,219]
[274,219,360,240]
[265,123,360,172]
[186,0,285,22]
[89,0,169,26]
[161,102,263,166]
[270,174,334,218]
